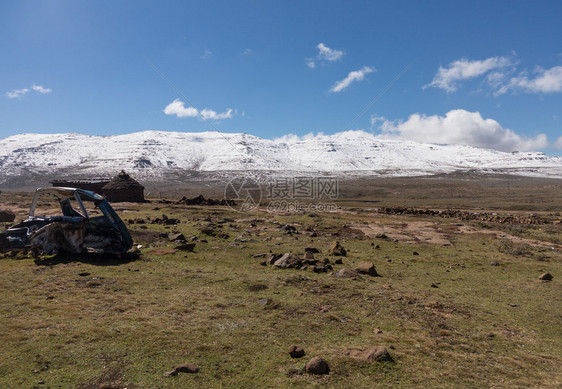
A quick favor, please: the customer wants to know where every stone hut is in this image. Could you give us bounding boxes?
[102,171,145,202]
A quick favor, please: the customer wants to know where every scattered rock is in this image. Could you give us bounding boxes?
[282,225,297,234]
[329,241,347,256]
[363,347,393,362]
[78,272,91,277]
[539,272,553,281]
[343,346,393,363]
[490,261,499,266]
[0,209,15,222]
[248,284,268,292]
[164,363,200,376]
[305,357,330,375]
[200,227,216,236]
[174,243,196,252]
[334,258,343,265]
[303,251,315,260]
[273,253,303,269]
[333,268,358,278]
[373,328,383,334]
[355,261,379,277]
[257,298,274,306]
[288,345,305,358]
[430,283,439,288]
[305,247,320,253]
[174,194,235,206]
[168,233,186,242]
[413,251,419,256]
[266,253,283,265]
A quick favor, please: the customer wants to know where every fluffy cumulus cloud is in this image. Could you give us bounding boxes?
[306,42,343,68]
[496,66,562,95]
[376,109,548,152]
[164,99,234,120]
[32,83,52,94]
[6,88,29,98]
[554,136,562,150]
[330,66,375,93]
[424,57,512,92]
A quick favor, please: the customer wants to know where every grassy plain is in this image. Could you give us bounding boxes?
[0,174,560,388]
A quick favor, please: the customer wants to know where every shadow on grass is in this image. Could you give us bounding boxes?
[34,251,142,267]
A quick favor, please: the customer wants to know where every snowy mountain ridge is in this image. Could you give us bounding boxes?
[0,130,561,184]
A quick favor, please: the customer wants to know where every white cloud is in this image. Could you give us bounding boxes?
[425,57,512,93]
[330,66,375,93]
[554,136,562,150]
[306,42,344,69]
[243,48,253,55]
[32,83,52,94]
[6,88,29,99]
[317,43,343,62]
[163,99,234,120]
[201,49,212,59]
[377,109,548,152]
[496,66,562,95]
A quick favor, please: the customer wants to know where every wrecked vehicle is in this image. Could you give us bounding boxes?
[0,187,133,256]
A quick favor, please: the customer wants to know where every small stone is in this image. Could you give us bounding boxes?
[168,233,186,242]
[273,253,302,269]
[175,363,199,374]
[329,241,347,256]
[355,261,379,277]
[334,258,343,265]
[539,272,553,281]
[430,283,439,288]
[174,243,196,252]
[363,346,393,362]
[413,251,419,255]
[78,272,91,277]
[306,357,330,375]
[288,345,305,358]
[303,251,315,260]
[490,261,499,266]
[0,209,15,222]
[333,268,358,278]
[259,260,267,266]
[373,328,383,334]
[164,363,199,376]
[257,298,274,306]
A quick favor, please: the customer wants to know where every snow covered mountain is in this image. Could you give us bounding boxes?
[0,130,561,185]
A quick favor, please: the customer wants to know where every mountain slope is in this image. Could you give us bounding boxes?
[0,130,560,184]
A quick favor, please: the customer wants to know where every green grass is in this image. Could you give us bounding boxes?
[0,199,560,388]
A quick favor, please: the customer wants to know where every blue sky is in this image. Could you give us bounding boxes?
[1,0,562,155]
